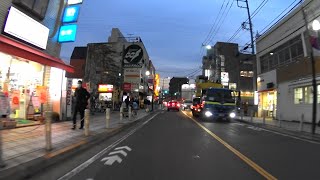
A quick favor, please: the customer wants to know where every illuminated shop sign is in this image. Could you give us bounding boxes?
[58,24,78,42]
[98,84,114,92]
[62,5,80,23]
[68,0,83,5]
[4,6,49,49]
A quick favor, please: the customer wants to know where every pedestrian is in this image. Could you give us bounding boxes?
[125,96,130,109]
[72,80,90,130]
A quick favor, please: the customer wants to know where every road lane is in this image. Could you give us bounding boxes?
[182,110,320,179]
[69,111,262,180]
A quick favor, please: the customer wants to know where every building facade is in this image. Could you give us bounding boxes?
[202,42,255,105]
[256,0,320,121]
[0,1,73,126]
[67,28,153,109]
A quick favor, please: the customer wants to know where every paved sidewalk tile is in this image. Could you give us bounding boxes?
[0,109,149,171]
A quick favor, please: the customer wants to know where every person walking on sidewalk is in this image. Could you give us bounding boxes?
[72,80,90,130]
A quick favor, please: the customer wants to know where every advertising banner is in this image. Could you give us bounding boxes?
[123,45,144,68]
[11,90,20,110]
[36,86,48,104]
[66,78,73,118]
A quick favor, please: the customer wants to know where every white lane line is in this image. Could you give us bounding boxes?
[182,111,320,145]
[259,127,320,145]
[58,113,160,180]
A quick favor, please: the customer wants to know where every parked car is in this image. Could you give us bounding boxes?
[181,99,193,110]
[167,100,180,111]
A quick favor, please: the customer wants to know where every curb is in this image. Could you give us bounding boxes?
[236,119,320,143]
[0,112,156,180]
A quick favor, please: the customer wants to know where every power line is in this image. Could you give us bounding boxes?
[228,0,269,42]
[209,0,234,43]
[240,0,302,51]
[202,0,227,45]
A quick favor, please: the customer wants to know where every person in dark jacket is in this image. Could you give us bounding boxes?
[72,80,90,130]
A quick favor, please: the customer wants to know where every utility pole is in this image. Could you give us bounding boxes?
[302,8,317,134]
[237,0,257,115]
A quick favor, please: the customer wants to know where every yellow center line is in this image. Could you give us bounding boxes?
[181,111,277,180]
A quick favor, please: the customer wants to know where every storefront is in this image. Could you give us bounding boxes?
[0,35,73,127]
[258,89,277,118]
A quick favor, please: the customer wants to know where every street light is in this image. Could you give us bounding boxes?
[312,19,320,31]
[145,70,150,76]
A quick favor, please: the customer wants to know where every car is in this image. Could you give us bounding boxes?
[167,101,180,111]
[181,99,192,110]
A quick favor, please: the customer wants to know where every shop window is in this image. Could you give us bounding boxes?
[13,0,49,20]
[248,71,254,77]
[294,88,303,104]
[304,86,313,104]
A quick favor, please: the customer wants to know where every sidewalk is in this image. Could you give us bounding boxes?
[236,114,320,141]
[0,109,151,179]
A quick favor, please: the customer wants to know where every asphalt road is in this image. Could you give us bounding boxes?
[33,110,320,180]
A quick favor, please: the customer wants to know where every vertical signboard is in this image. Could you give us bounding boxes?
[66,78,73,118]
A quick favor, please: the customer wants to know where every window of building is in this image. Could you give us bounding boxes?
[13,0,49,20]
[294,88,303,104]
[248,71,253,77]
[304,86,313,104]
[260,35,304,73]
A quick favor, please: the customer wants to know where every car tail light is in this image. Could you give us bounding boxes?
[167,103,171,107]
[172,103,175,106]
[177,103,180,107]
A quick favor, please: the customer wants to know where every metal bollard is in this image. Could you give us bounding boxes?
[299,114,304,132]
[45,111,52,151]
[263,110,266,124]
[0,128,5,168]
[120,105,124,123]
[106,108,110,129]
[128,106,132,120]
[84,109,90,136]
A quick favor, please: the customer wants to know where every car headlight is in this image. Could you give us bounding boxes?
[205,111,213,117]
[229,112,236,118]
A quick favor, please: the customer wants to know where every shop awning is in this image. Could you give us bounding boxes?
[0,35,74,73]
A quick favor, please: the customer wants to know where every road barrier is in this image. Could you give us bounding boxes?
[45,111,52,151]
[84,109,90,136]
[106,108,110,129]
[299,113,304,132]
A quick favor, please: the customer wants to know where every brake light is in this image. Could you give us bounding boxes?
[167,103,171,107]
[172,103,175,106]
[177,103,180,107]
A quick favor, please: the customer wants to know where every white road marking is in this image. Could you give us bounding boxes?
[101,155,122,165]
[57,113,160,180]
[108,150,128,157]
[182,110,320,145]
[115,146,132,151]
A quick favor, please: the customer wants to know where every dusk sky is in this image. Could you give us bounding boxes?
[61,0,301,78]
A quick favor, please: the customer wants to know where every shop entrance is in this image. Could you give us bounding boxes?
[259,90,277,118]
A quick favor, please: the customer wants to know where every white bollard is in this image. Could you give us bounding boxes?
[128,106,132,120]
[299,114,304,132]
[106,108,110,129]
[45,111,52,151]
[263,110,266,124]
[241,110,244,121]
[278,114,282,128]
[0,127,5,168]
[84,109,90,136]
[120,105,124,124]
